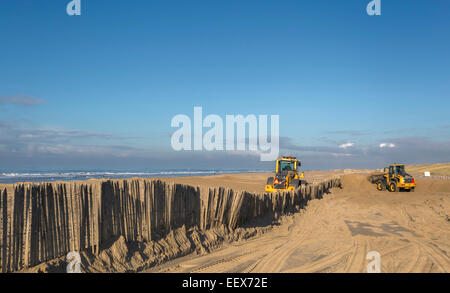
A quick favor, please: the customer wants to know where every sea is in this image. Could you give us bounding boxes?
[0,169,270,184]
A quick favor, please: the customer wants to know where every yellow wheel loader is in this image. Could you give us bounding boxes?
[369,164,416,192]
[265,156,306,192]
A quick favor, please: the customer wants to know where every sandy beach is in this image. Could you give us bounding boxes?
[0,165,447,273]
[148,172,450,273]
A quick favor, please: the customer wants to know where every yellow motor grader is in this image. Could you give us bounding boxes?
[368,163,416,192]
[265,156,306,192]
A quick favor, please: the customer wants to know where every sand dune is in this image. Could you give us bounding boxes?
[406,163,450,176]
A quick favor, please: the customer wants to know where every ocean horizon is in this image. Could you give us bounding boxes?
[0,169,272,184]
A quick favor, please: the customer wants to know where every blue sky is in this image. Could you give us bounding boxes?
[0,0,449,171]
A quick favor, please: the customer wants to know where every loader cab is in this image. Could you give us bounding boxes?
[388,164,405,176]
[276,157,300,175]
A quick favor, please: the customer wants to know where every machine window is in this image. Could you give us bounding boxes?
[279,161,295,172]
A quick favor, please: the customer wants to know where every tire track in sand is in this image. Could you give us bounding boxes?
[147,174,450,273]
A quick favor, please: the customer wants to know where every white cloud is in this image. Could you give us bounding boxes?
[339,142,354,149]
[379,143,396,148]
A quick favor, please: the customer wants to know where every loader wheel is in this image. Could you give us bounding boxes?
[389,182,397,192]
[267,177,274,186]
[410,188,415,192]
[291,179,300,189]
[376,181,385,191]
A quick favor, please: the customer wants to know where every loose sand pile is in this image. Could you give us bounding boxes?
[23,223,278,273]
